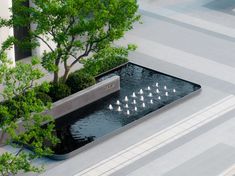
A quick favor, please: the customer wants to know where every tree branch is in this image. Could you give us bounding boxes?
[35,35,54,52]
[70,42,93,68]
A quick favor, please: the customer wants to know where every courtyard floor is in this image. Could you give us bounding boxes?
[5,0,235,175]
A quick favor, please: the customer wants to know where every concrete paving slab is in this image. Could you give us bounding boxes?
[114,108,235,176]
[128,14,235,67]
[163,144,235,176]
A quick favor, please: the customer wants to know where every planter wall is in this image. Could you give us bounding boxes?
[0,76,120,145]
[44,75,120,120]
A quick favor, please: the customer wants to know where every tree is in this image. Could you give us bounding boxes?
[0,53,59,176]
[0,0,140,84]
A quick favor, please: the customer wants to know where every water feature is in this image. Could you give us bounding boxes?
[148,93,153,97]
[132,92,137,98]
[139,89,144,95]
[142,102,146,108]
[165,92,169,96]
[140,96,144,101]
[51,63,201,156]
[116,100,121,105]
[108,104,113,110]
[134,106,138,112]
[117,106,122,112]
[124,96,128,102]
[132,99,137,104]
[156,89,160,94]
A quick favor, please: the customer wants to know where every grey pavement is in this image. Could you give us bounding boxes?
[15,0,235,175]
[116,109,235,176]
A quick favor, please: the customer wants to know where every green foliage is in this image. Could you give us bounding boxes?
[48,83,71,102]
[66,71,96,93]
[82,45,132,76]
[0,53,59,176]
[0,0,140,83]
[0,56,43,99]
[0,152,42,176]
[36,92,52,105]
[34,81,51,94]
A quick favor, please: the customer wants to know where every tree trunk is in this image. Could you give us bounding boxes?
[62,67,70,83]
[53,71,59,84]
[0,131,8,147]
[0,132,5,146]
[53,58,61,84]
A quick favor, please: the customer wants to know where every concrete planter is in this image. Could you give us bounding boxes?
[44,75,120,120]
[0,76,120,145]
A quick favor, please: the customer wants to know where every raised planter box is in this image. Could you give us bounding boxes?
[0,76,120,145]
[44,75,120,120]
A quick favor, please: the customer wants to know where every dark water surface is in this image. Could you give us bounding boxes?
[52,63,201,155]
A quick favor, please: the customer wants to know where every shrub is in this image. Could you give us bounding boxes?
[66,71,96,94]
[36,92,52,105]
[48,83,71,102]
[83,56,128,77]
[1,97,25,119]
[34,82,51,94]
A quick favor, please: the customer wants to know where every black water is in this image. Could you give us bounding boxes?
[52,63,201,155]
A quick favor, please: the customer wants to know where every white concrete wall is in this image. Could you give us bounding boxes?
[0,0,55,64]
[30,0,56,58]
[0,0,15,65]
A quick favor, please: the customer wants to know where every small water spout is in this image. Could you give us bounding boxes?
[134,107,138,111]
[132,92,137,98]
[132,99,137,104]
[116,100,121,105]
[139,89,144,94]
[148,92,153,97]
[147,86,151,91]
[164,86,167,90]
[124,96,128,102]
[156,82,159,87]
[173,89,176,93]
[156,89,160,94]
[150,99,153,104]
[127,110,130,115]
[140,96,144,101]
[124,104,129,108]
[165,92,169,96]
[108,104,113,110]
[142,102,146,108]
[117,106,122,112]
[158,96,161,100]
